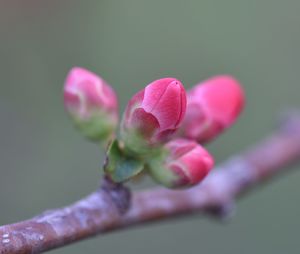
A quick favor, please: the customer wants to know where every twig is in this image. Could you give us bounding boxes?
[1,114,300,254]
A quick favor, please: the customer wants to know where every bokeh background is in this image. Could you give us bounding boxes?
[1,0,300,253]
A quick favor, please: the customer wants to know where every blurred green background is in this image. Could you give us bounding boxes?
[1,0,300,253]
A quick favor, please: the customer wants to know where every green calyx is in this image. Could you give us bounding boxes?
[146,151,179,188]
[72,111,117,143]
[120,126,163,159]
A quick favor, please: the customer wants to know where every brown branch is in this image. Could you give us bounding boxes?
[1,114,300,254]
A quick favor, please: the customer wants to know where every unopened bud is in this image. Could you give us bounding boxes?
[121,78,186,156]
[64,67,118,142]
[148,138,214,188]
[180,75,245,143]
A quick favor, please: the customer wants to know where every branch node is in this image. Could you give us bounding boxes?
[206,201,236,222]
[100,176,131,215]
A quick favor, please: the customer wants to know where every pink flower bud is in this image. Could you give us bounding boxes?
[148,138,214,188]
[121,78,186,155]
[181,75,245,143]
[64,67,118,141]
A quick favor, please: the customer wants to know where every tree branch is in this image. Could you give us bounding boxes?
[1,114,300,254]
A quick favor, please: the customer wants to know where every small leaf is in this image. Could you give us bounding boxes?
[104,140,145,182]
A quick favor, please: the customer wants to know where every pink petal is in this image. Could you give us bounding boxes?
[195,75,245,127]
[130,108,160,139]
[143,78,186,131]
[180,145,214,184]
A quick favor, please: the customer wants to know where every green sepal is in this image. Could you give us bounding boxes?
[120,127,161,159]
[146,150,179,188]
[72,111,117,143]
[104,139,145,183]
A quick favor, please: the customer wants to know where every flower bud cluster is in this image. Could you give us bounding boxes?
[63,67,245,188]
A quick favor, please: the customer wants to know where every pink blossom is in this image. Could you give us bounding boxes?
[181,75,245,143]
[149,138,214,188]
[121,78,186,154]
[64,67,118,141]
